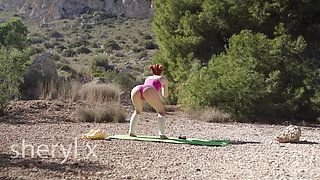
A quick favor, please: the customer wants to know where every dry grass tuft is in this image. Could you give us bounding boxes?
[187,106,233,123]
[75,80,127,123]
[77,82,121,103]
[200,107,233,123]
[77,107,95,122]
[77,104,127,123]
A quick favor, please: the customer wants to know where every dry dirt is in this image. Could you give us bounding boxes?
[0,100,319,180]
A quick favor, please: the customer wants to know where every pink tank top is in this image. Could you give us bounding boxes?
[144,78,162,91]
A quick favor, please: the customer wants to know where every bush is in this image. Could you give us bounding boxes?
[91,72,103,77]
[181,30,318,122]
[68,40,89,48]
[76,47,92,54]
[104,40,121,50]
[132,46,144,53]
[143,34,153,40]
[142,40,157,50]
[59,64,76,73]
[113,72,140,92]
[63,49,76,57]
[0,18,29,114]
[49,30,64,38]
[31,37,44,44]
[91,56,113,71]
[75,81,127,123]
[115,52,125,57]
[132,38,139,44]
[44,42,54,49]
[52,54,60,61]
[95,48,105,53]
[0,48,29,114]
[90,41,99,48]
[136,50,148,59]
[77,107,95,122]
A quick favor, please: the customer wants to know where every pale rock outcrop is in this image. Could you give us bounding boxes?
[0,0,153,22]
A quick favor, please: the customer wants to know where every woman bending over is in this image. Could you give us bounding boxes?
[129,64,169,139]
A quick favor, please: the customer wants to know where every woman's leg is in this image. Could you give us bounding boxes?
[143,88,168,139]
[129,86,143,136]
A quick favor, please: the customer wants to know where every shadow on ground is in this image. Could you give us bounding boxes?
[231,141,261,145]
[291,140,318,145]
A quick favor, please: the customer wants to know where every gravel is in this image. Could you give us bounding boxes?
[0,100,319,179]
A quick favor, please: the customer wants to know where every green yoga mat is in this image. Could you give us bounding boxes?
[109,135,231,146]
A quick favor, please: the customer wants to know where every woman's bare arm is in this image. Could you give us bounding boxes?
[161,77,169,98]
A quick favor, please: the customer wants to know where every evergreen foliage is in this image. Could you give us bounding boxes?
[152,0,320,122]
[0,18,30,115]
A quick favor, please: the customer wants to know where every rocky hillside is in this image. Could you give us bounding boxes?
[0,0,153,22]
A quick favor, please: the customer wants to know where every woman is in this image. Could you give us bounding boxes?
[129,64,169,139]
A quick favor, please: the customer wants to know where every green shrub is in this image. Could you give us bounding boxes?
[52,54,60,61]
[95,48,105,53]
[90,41,99,48]
[49,30,63,38]
[115,52,125,57]
[142,40,157,49]
[30,46,44,55]
[30,32,41,37]
[132,38,139,44]
[115,35,122,40]
[59,64,76,73]
[143,34,153,40]
[31,37,44,44]
[113,72,142,92]
[0,48,29,114]
[63,49,76,57]
[181,30,317,123]
[136,50,148,59]
[56,46,66,53]
[44,42,54,49]
[132,46,144,53]
[92,72,103,77]
[91,56,113,71]
[76,47,92,54]
[68,40,89,48]
[104,40,121,50]
[51,41,61,47]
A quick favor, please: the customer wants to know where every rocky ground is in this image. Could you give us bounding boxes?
[0,100,319,179]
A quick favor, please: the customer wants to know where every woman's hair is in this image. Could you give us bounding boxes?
[149,64,164,75]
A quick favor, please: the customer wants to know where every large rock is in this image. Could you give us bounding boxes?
[20,53,59,99]
[276,125,302,143]
[0,0,153,22]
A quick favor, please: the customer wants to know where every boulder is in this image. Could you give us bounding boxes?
[21,53,59,99]
[276,125,301,143]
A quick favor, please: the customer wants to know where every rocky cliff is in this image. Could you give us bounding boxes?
[0,0,153,22]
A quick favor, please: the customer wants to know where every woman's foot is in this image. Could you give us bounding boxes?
[129,133,137,137]
[160,135,168,139]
